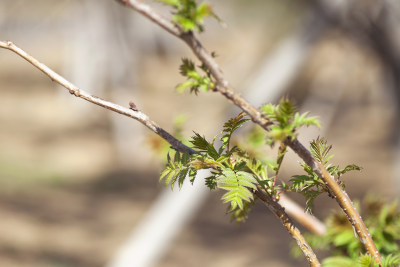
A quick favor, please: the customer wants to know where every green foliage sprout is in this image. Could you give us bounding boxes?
[291,197,400,266]
[176,58,216,94]
[291,137,361,213]
[159,99,359,226]
[156,0,218,32]
[261,98,320,146]
[160,113,274,221]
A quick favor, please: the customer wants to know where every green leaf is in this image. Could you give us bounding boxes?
[196,3,211,20]
[160,151,194,189]
[156,0,180,8]
[261,98,320,145]
[382,254,400,267]
[358,253,379,267]
[178,168,189,189]
[310,137,333,165]
[246,157,270,182]
[190,132,210,150]
[189,133,220,160]
[205,174,217,189]
[322,256,356,267]
[176,80,197,93]
[161,0,218,32]
[303,190,322,214]
[217,169,258,211]
[229,199,254,224]
[221,112,249,151]
[338,164,362,177]
[177,58,215,94]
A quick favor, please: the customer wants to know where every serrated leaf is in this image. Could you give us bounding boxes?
[358,253,379,267]
[310,137,333,165]
[338,164,362,177]
[178,168,189,189]
[190,132,210,151]
[382,254,400,267]
[221,113,249,151]
[160,167,171,182]
[164,169,177,186]
[233,161,247,171]
[217,169,257,211]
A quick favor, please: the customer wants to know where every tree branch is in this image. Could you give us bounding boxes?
[278,194,326,236]
[114,0,381,263]
[0,39,320,266]
[254,190,320,267]
[0,40,194,155]
[285,138,381,263]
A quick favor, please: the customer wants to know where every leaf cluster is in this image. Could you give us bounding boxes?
[176,58,215,94]
[160,113,274,222]
[156,0,217,32]
[261,98,320,146]
[160,151,196,189]
[292,197,400,266]
[290,137,361,213]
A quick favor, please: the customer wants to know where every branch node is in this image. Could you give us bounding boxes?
[129,100,138,111]
[69,88,80,97]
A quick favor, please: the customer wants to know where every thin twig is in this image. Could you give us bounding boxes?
[255,190,321,267]
[0,40,194,155]
[114,0,381,263]
[278,194,326,236]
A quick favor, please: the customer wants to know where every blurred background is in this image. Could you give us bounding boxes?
[0,0,400,266]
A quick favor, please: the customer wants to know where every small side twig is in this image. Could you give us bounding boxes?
[278,194,326,236]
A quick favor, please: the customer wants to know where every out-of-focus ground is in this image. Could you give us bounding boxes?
[0,1,399,266]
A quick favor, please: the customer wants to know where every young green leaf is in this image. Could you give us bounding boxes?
[177,58,215,94]
[221,112,249,152]
[217,169,258,211]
